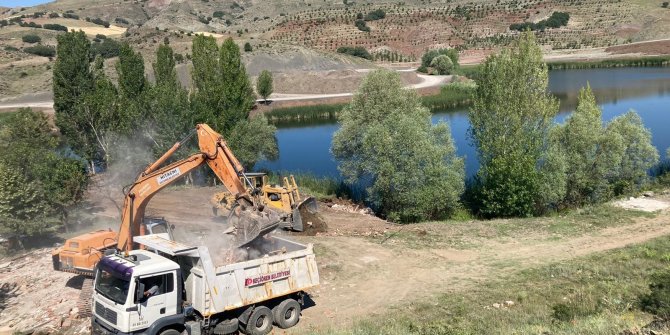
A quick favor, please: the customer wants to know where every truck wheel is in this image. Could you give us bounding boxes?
[159,329,181,335]
[244,306,273,335]
[272,299,301,329]
[213,319,238,335]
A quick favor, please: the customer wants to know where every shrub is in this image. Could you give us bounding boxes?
[213,10,226,18]
[24,45,56,57]
[63,13,79,19]
[174,53,184,63]
[336,46,371,60]
[420,48,459,73]
[355,19,370,32]
[663,2,669,8]
[4,46,19,52]
[95,34,106,40]
[510,11,570,31]
[244,42,252,52]
[91,38,121,58]
[89,17,110,28]
[115,17,129,24]
[48,12,59,18]
[640,269,670,317]
[22,34,41,44]
[365,9,385,21]
[43,23,68,32]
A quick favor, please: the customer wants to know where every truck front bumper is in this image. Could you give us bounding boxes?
[92,316,132,335]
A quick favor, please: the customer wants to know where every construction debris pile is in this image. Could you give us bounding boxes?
[0,248,88,335]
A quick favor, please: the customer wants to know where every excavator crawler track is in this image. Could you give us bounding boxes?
[77,278,94,318]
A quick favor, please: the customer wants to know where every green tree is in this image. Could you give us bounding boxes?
[219,37,255,132]
[191,34,223,127]
[554,85,624,206]
[0,109,88,237]
[332,70,464,222]
[148,44,193,158]
[116,42,148,123]
[190,36,276,169]
[430,54,454,75]
[420,48,459,73]
[53,30,94,165]
[468,31,562,217]
[606,111,659,194]
[256,70,273,103]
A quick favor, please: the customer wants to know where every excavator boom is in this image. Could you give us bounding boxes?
[118,124,279,253]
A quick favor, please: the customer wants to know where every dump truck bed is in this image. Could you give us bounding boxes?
[185,236,319,314]
[133,235,319,316]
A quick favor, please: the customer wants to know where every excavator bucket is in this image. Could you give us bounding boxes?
[226,202,282,248]
[290,196,318,232]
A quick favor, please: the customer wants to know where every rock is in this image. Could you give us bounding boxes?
[61,318,72,328]
[504,300,515,307]
[643,191,655,198]
[492,303,501,308]
[70,307,79,316]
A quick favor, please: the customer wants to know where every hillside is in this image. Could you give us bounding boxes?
[0,0,669,99]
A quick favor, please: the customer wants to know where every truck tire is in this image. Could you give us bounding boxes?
[272,299,301,329]
[159,329,181,335]
[213,319,238,335]
[243,306,273,335]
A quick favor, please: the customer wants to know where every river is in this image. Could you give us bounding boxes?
[257,67,670,178]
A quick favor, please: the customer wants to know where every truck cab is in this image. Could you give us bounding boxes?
[92,250,182,335]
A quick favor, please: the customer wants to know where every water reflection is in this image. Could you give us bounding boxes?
[257,67,670,178]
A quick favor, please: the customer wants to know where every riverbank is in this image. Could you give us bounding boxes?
[265,83,475,124]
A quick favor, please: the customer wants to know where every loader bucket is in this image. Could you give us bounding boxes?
[290,196,318,232]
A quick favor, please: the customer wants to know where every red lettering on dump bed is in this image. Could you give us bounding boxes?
[244,270,291,287]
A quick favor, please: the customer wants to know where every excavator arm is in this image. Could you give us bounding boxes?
[117,124,277,253]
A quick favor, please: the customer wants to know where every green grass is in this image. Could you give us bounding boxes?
[317,235,670,335]
[265,172,354,200]
[374,205,656,250]
[547,56,670,70]
[0,111,17,123]
[266,83,475,124]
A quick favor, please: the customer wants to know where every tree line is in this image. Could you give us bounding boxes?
[334,32,663,222]
[0,31,277,240]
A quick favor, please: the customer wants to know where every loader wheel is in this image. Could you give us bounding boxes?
[244,306,273,335]
[272,298,301,329]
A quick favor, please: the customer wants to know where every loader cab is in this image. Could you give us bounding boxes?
[92,251,181,335]
[143,217,174,241]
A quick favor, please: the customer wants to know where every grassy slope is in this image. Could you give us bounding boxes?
[314,205,668,335]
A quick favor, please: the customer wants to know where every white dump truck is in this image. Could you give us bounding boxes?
[91,235,319,335]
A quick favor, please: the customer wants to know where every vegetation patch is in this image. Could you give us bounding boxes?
[24,45,56,57]
[336,46,371,60]
[510,11,570,32]
[321,236,670,334]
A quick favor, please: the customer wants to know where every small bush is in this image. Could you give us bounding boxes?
[115,17,129,24]
[63,13,79,19]
[89,17,110,28]
[22,34,41,44]
[24,45,56,57]
[365,9,385,21]
[95,34,106,40]
[244,42,252,52]
[640,269,670,317]
[91,38,121,58]
[663,2,669,8]
[213,11,226,18]
[4,46,19,52]
[43,23,68,32]
[355,19,370,32]
[336,46,371,60]
[48,12,59,18]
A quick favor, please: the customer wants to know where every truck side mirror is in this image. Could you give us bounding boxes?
[135,280,145,304]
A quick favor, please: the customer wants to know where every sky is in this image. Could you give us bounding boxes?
[1,0,53,7]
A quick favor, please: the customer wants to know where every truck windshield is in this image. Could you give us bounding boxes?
[95,268,130,305]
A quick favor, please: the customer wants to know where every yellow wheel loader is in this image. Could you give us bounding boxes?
[211,173,318,232]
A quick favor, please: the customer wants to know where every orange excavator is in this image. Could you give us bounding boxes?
[52,124,280,275]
